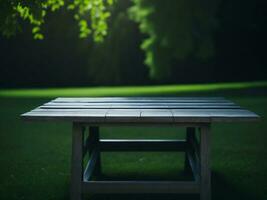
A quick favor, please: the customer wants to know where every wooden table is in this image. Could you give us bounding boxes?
[21,97,260,200]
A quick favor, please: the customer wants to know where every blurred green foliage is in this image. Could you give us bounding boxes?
[129,0,221,79]
[0,0,266,87]
[0,0,150,87]
[0,0,114,42]
[88,0,148,85]
[0,0,222,74]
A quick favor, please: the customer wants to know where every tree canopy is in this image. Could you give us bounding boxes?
[0,0,221,79]
[129,0,221,79]
[1,0,264,83]
[0,0,114,41]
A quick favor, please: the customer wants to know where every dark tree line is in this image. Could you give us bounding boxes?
[0,0,266,88]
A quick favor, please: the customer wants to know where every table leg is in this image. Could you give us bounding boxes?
[184,127,195,173]
[89,126,101,176]
[71,123,84,200]
[199,125,211,200]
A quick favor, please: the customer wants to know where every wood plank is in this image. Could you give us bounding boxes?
[99,139,186,151]
[40,105,240,109]
[171,109,259,122]
[188,150,200,182]
[184,127,195,173]
[21,112,107,117]
[172,109,259,116]
[32,108,256,117]
[53,97,232,104]
[21,111,107,122]
[89,126,101,176]
[70,123,83,200]
[21,104,259,122]
[31,108,109,113]
[45,102,236,106]
[105,109,141,122]
[21,109,259,122]
[140,110,173,122]
[83,149,98,181]
[44,102,236,106]
[199,125,211,200]
[82,180,200,194]
[54,97,226,102]
[42,105,113,109]
[43,100,239,110]
[186,128,200,182]
[55,100,231,103]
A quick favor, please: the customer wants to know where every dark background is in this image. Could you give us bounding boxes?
[0,0,266,88]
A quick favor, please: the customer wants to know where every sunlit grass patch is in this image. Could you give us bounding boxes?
[0,81,266,98]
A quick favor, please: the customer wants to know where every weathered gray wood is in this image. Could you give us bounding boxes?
[140,110,173,122]
[31,108,255,115]
[44,102,236,106]
[42,101,239,109]
[105,109,141,123]
[33,108,254,116]
[30,109,109,114]
[83,149,98,181]
[199,125,211,200]
[21,97,260,124]
[41,105,240,109]
[172,109,258,116]
[46,101,235,105]
[21,110,108,123]
[100,139,187,151]
[71,123,84,200]
[82,180,199,194]
[54,97,228,103]
[171,109,259,122]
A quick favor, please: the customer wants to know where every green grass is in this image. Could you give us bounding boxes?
[0,80,266,97]
[0,82,267,200]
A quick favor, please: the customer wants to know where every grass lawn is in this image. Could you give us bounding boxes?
[0,82,266,200]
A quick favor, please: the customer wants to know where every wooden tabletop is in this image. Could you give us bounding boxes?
[21,97,260,123]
